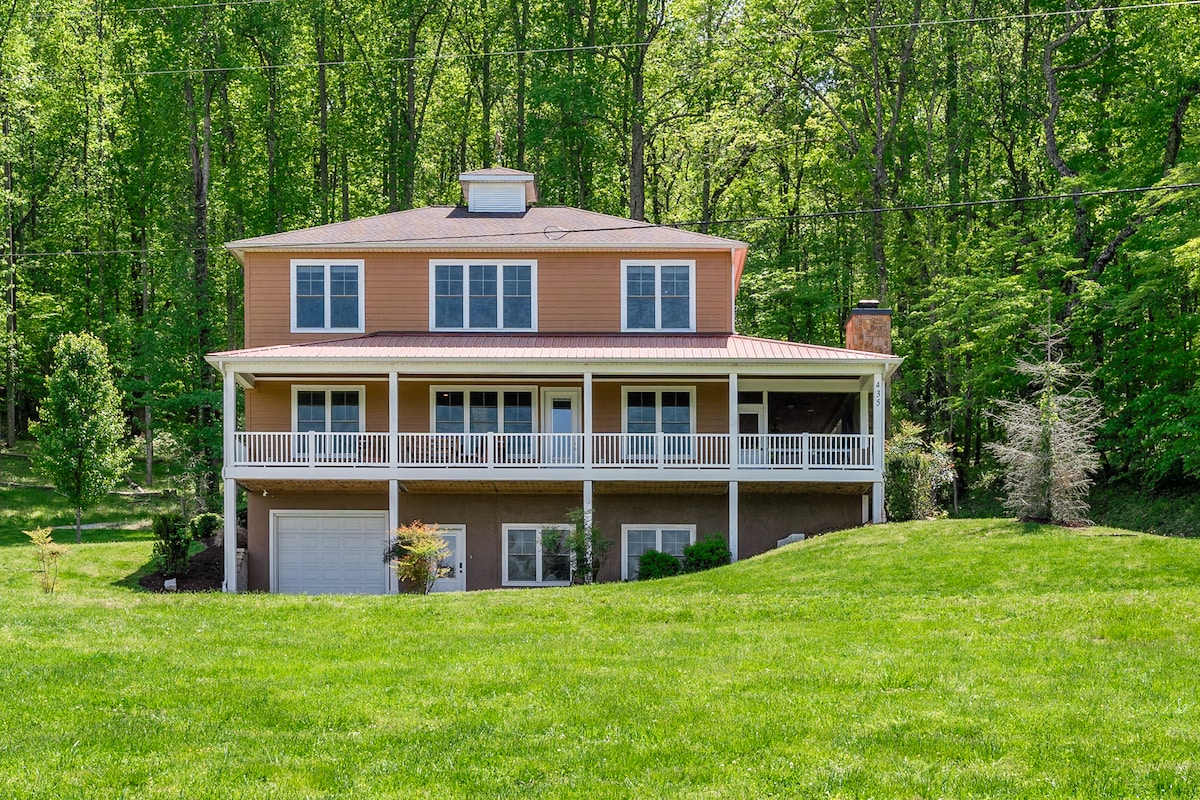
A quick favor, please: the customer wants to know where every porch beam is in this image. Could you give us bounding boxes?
[583,372,593,468]
[728,372,738,464]
[222,368,238,593]
[388,370,398,468]
[728,480,739,562]
[871,370,886,523]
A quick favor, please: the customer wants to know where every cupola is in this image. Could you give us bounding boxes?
[458,167,539,213]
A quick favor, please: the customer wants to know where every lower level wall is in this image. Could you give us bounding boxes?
[737,491,863,558]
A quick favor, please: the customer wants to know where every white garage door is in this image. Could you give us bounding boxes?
[273,512,391,594]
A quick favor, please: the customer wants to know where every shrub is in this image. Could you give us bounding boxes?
[152,513,192,578]
[190,512,222,541]
[637,549,682,580]
[682,536,731,573]
[885,421,955,521]
[25,527,69,593]
[563,507,613,585]
[384,521,450,594]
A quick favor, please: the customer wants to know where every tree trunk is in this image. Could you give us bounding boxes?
[75,506,82,544]
[185,76,216,503]
[628,0,649,220]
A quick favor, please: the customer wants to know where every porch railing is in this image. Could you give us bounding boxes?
[231,431,876,471]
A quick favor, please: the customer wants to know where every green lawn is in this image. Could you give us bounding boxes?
[0,519,1197,798]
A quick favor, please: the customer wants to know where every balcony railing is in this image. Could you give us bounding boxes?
[232,431,876,472]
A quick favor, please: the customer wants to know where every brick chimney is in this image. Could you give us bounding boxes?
[845,300,892,354]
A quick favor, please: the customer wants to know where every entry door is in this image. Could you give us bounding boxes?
[430,525,466,593]
[541,389,582,464]
[738,404,767,466]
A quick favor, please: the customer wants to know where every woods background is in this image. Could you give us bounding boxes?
[1,0,1197,499]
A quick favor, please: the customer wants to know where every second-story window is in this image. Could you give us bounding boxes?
[621,260,695,331]
[431,261,536,330]
[291,260,364,333]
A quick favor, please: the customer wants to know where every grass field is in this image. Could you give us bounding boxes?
[0,517,1198,798]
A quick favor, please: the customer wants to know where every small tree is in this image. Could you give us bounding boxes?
[25,528,69,593]
[562,507,612,584]
[151,513,192,579]
[885,421,955,521]
[384,521,451,594]
[31,333,133,543]
[987,326,1101,525]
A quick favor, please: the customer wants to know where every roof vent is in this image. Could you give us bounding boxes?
[459,167,538,213]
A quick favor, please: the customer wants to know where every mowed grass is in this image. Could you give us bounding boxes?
[0,520,1198,798]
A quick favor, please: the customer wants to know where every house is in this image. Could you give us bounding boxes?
[206,168,901,594]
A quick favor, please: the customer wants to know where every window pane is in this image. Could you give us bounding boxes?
[329,265,359,328]
[330,391,360,433]
[296,391,326,432]
[296,266,325,328]
[626,265,656,329]
[626,391,657,434]
[469,391,498,433]
[503,265,532,329]
[503,392,533,433]
[541,529,571,582]
[661,392,691,434]
[660,266,690,329]
[435,265,464,328]
[626,529,656,579]
[507,529,537,582]
[662,529,692,559]
[469,265,498,328]
[435,392,465,433]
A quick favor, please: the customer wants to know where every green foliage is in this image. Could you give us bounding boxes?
[151,513,191,579]
[637,549,682,580]
[24,527,68,593]
[562,507,613,585]
[190,512,222,541]
[885,422,955,521]
[384,521,450,595]
[682,536,731,573]
[30,333,133,542]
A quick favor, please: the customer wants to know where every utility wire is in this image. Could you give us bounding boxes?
[12,181,1199,259]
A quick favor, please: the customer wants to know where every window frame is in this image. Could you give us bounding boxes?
[428,385,539,434]
[501,523,573,587]
[620,524,698,580]
[428,259,538,331]
[620,386,697,434]
[290,259,365,334]
[620,259,696,332]
[291,385,366,433]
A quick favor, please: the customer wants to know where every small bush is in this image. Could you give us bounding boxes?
[384,521,451,594]
[152,513,192,578]
[25,527,69,593]
[682,536,731,573]
[637,549,682,580]
[190,512,222,540]
[885,421,955,521]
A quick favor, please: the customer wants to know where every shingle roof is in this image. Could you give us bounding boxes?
[225,205,747,253]
[209,332,899,365]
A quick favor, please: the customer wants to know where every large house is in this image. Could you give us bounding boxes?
[207,168,900,594]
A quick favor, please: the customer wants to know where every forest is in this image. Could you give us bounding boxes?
[0,0,1197,504]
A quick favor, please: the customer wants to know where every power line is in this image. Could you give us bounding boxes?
[12,181,1198,259]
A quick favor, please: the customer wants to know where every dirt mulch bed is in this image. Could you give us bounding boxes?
[139,536,225,593]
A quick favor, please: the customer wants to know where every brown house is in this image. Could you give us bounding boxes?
[206,168,901,594]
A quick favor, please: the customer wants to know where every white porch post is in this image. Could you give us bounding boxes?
[222,367,238,593]
[583,371,593,468]
[728,480,739,562]
[388,479,399,532]
[728,372,738,468]
[388,370,398,468]
[871,370,886,524]
[583,479,594,528]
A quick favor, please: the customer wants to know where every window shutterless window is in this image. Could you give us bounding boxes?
[430,260,536,330]
[621,525,697,580]
[292,387,365,433]
[621,260,695,331]
[291,260,365,332]
[502,524,572,586]
[432,388,536,433]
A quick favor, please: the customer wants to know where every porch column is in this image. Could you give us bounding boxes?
[222,367,238,593]
[583,371,593,468]
[388,479,399,532]
[728,480,739,562]
[388,370,398,468]
[728,372,738,468]
[871,370,886,524]
[583,479,594,529]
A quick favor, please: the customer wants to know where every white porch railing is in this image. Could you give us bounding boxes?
[231,431,876,471]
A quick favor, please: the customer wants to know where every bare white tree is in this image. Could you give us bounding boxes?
[987,326,1102,525]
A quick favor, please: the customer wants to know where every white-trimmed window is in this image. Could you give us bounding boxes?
[622,525,697,580]
[431,387,535,433]
[621,260,695,331]
[291,259,365,332]
[430,260,536,330]
[623,387,695,460]
[503,524,572,587]
[292,386,365,433]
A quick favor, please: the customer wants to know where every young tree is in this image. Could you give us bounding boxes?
[31,332,132,543]
[384,521,451,594]
[987,327,1102,526]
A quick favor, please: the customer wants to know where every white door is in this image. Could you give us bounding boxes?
[430,525,466,593]
[541,389,581,464]
[273,511,391,594]
[738,404,767,466]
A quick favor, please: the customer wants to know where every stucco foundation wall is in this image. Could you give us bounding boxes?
[592,492,729,582]
[737,491,863,558]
